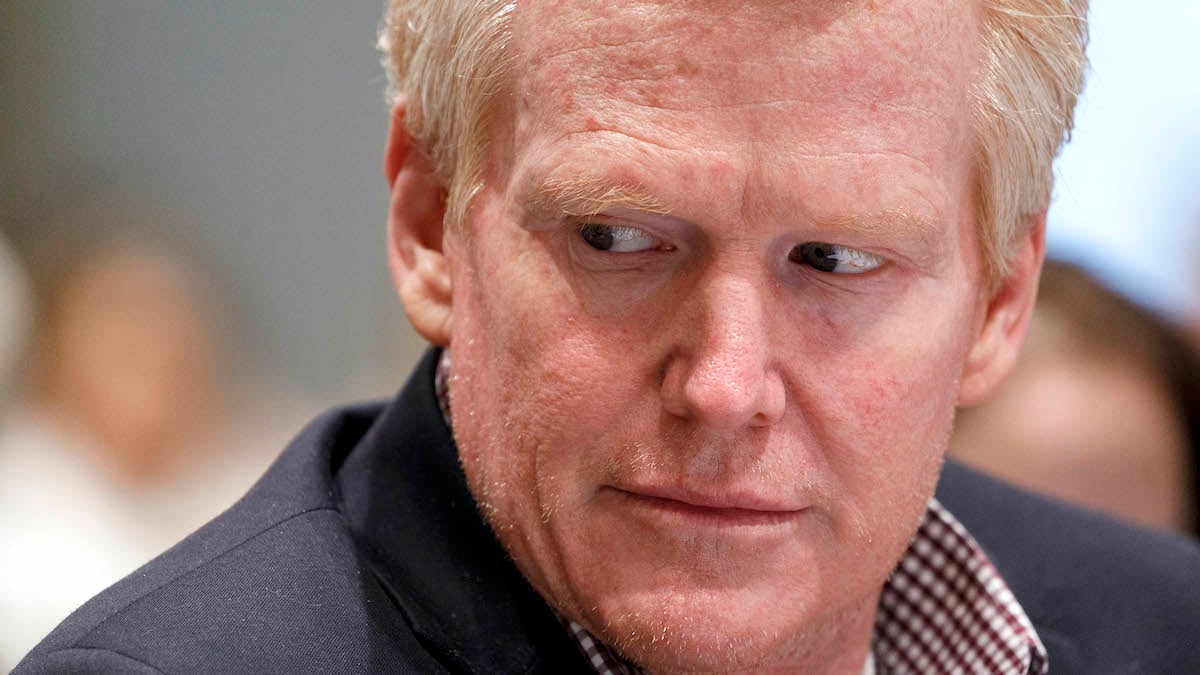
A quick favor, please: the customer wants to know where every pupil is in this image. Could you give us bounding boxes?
[789,242,839,272]
[580,224,614,250]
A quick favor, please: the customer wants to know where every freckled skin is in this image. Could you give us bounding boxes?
[442,1,996,673]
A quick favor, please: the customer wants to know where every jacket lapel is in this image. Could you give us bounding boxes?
[334,349,589,674]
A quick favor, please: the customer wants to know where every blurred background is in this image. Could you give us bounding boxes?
[0,0,1197,667]
[0,2,419,664]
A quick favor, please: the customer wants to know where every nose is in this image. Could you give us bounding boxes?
[660,272,786,431]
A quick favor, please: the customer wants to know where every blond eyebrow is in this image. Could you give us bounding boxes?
[821,209,943,247]
[522,177,942,248]
[525,175,671,219]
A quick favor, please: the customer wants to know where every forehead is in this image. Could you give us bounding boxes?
[499,0,982,230]
[508,0,979,128]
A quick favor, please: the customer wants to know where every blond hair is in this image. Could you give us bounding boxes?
[973,0,1088,281]
[380,0,1088,282]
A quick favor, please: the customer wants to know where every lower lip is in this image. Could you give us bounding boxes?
[605,487,806,529]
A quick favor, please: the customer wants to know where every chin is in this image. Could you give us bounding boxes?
[577,585,830,673]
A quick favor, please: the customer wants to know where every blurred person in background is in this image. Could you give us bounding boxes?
[952,259,1200,534]
[0,199,290,667]
[0,231,33,410]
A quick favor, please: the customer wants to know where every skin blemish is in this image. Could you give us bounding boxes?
[676,58,700,77]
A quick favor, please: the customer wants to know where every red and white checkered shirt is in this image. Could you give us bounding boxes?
[436,352,1047,675]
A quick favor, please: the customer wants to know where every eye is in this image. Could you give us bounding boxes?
[579,223,660,253]
[788,242,883,274]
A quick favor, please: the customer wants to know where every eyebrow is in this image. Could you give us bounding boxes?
[522,175,945,251]
[819,209,944,248]
[524,175,671,219]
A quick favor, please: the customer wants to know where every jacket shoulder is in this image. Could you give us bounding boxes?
[15,404,445,675]
[937,459,1200,674]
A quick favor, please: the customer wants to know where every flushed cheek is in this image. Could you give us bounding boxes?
[839,369,952,490]
[842,361,956,446]
[822,285,975,445]
[804,322,968,522]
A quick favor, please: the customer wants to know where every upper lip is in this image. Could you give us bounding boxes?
[610,484,806,513]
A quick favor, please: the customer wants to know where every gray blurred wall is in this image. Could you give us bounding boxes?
[0,2,419,398]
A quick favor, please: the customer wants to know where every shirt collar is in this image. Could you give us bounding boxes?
[872,497,1047,675]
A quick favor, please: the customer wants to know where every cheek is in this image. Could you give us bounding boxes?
[842,342,961,443]
[446,234,671,606]
[804,301,974,533]
[449,212,654,428]
[445,225,645,512]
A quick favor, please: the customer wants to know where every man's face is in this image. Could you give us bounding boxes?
[443,0,989,670]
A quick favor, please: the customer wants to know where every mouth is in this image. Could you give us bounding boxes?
[604,486,807,527]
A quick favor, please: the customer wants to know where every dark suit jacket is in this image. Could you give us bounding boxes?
[16,350,1200,674]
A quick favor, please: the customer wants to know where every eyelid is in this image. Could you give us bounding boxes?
[574,217,675,254]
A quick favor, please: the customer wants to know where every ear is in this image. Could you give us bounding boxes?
[385,103,453,346]
[956,213,1046,406]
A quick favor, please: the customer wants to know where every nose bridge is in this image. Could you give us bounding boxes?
[661,264,784,430]
[695,270,766,374]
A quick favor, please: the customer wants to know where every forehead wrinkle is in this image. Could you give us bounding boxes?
[511,5,832,103]
[512,0,968,86]
[529,33,679,72]
[509,12,977,172]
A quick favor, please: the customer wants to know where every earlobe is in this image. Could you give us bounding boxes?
[956,214,1046,407]
[384,104,454,346]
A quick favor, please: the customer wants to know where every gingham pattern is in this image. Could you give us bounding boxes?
[873,499,1047,675]
[563,620,642,675]
[434,351,1046,674]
